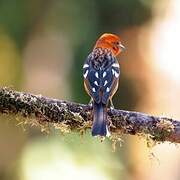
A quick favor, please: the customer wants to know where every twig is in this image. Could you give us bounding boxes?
[0,87,179,144]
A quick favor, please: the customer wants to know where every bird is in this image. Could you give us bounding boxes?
[83,33,125,137]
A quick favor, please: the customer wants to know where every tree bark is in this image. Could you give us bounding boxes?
[0,88,179,143]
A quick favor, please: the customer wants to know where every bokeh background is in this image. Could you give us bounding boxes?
[0,0,180,180]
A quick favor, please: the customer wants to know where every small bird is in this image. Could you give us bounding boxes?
[83,33,125,136]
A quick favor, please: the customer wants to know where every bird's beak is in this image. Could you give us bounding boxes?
[119,43,126,51]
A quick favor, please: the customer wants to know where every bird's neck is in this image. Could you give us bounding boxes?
[94,43,119,56]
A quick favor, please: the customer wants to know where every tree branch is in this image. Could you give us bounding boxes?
[0,88,179,144]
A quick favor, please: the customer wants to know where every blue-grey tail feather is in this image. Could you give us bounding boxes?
[92,102,107,136]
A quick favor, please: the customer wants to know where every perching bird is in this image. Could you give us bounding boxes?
[83,33,125,136]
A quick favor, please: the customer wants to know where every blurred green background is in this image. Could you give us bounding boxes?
[0,0,180,180]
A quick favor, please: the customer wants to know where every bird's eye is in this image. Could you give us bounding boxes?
[115,41,120,45]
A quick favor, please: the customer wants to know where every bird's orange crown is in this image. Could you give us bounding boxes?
[94,33,125,56]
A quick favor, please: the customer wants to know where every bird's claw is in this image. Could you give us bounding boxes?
[88,98,93,107]
[110,106,114,110]
[88,102,93,107]
[110,106,115,114]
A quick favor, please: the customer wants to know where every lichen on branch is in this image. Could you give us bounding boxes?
[0,87,180,144]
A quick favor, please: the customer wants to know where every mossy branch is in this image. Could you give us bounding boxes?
[0,88,179,144]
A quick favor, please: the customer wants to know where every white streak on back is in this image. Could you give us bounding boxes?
[103,72,107,78]
[95,72,99,78]
[114,71,119,78]
[106,87,110,92]
[104,80,108,86]
[83,64,89,68]
[94,81,98,86]
[112,63,119,68]
[83,70,89,78]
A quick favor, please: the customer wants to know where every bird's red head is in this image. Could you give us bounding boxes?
[94,33,125,56]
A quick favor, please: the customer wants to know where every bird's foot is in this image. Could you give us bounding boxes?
[110,106,114,111]
[88,98,93,107]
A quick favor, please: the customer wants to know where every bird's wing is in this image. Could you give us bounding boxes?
[83,52,120,104]
[100,55,120,104]
[83,54,101,103]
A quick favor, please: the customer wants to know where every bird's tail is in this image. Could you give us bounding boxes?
[92,101,108,136]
